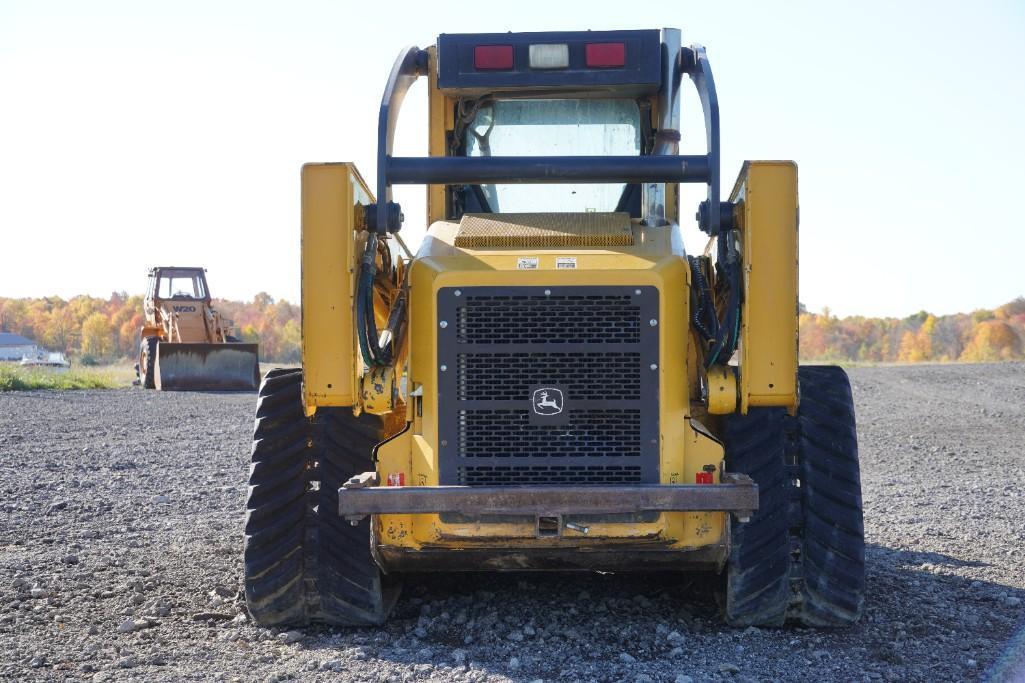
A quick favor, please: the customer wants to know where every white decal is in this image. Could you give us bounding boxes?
[532,387,564,416]
[517,257,539,270]
[555,257,577,269]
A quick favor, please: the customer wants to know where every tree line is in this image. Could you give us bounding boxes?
[0,293,300,364]
[799,297,1025,363]
[1,293,1023,365]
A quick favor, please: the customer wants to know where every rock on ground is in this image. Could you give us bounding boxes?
[1,363,1024,681]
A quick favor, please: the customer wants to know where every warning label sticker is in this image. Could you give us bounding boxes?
[517,257,539,270]
[555,257,577,269]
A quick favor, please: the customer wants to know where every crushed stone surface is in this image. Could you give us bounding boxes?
[1,363,1024,682]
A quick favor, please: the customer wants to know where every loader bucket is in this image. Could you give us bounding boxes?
[154,342,260,391]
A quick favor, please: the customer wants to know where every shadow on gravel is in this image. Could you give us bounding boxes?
[870,545,990,569]
[281,544,1025,682]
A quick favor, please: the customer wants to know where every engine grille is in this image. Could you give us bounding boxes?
[437,286,660,486]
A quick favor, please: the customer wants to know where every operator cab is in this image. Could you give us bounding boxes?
[438,30,664,222]
[147,267,210,302]
[369,29,724,237]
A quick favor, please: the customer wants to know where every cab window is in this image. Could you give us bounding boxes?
[157,270,207,300]
[463,98,641,213]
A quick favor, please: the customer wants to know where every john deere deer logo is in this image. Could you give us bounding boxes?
[532,387,564,416]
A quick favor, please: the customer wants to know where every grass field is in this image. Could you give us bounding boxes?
[0,363,136,391]
[0,361,286,391]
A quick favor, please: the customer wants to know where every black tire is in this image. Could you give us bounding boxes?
[243,369,397,626]
[723,365,864,627]
[139,336,158,389]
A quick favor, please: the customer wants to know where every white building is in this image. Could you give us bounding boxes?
[0,332,39,361]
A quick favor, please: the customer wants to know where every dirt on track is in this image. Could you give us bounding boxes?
[1,363,1024,682]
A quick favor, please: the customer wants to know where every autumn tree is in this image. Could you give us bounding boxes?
[80,312,115,360]
[959,320,1023,362]
[897,314,935,362]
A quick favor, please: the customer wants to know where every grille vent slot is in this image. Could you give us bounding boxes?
[456,352,641,401]
[458,409,642,459]
[458,465,643,486]
[456,294,641,345]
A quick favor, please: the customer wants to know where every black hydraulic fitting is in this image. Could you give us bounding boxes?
[697,200,736,234]
[366,201,404,234]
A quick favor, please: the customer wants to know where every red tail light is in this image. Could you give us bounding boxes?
[474,45,514,70]
[585,42,625,68]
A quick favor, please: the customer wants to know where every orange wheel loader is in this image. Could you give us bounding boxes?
[137,266,260,391]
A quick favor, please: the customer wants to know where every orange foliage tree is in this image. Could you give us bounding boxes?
[959,319,1023,361]
[799,299,1024,363]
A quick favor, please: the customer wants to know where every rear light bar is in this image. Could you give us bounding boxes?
[477,41,627,71]
[473,45,513,70]
[438,30,659,92]
[585,42,626,68]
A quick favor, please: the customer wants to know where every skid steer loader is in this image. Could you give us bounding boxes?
[137,266,260,391]
[243,29,865,628]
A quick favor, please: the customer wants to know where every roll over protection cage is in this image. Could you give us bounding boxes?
[368,41,730,236]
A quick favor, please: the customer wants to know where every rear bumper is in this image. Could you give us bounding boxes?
[338,473,757,522]
[375,543,729,572]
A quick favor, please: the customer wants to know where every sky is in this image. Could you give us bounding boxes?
[1,0,1023,317]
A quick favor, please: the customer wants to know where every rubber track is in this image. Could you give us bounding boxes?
[793,365,865,626]
[243,369,308,626]
[724,365,865,627]
[310,408,394,624]
[243,369,393,626]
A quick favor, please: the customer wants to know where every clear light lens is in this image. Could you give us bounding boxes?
[529,44,569,69]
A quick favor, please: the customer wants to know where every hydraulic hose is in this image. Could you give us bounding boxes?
[703,233,742,368]
[355,233,409,368]
[688,256,719,343]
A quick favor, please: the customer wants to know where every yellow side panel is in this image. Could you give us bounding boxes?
[300,163,373,412]
[731,161,799,413]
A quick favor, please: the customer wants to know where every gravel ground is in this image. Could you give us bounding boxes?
[1,363,1024,682]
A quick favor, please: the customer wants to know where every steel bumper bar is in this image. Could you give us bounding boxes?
[338,473,757,523]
